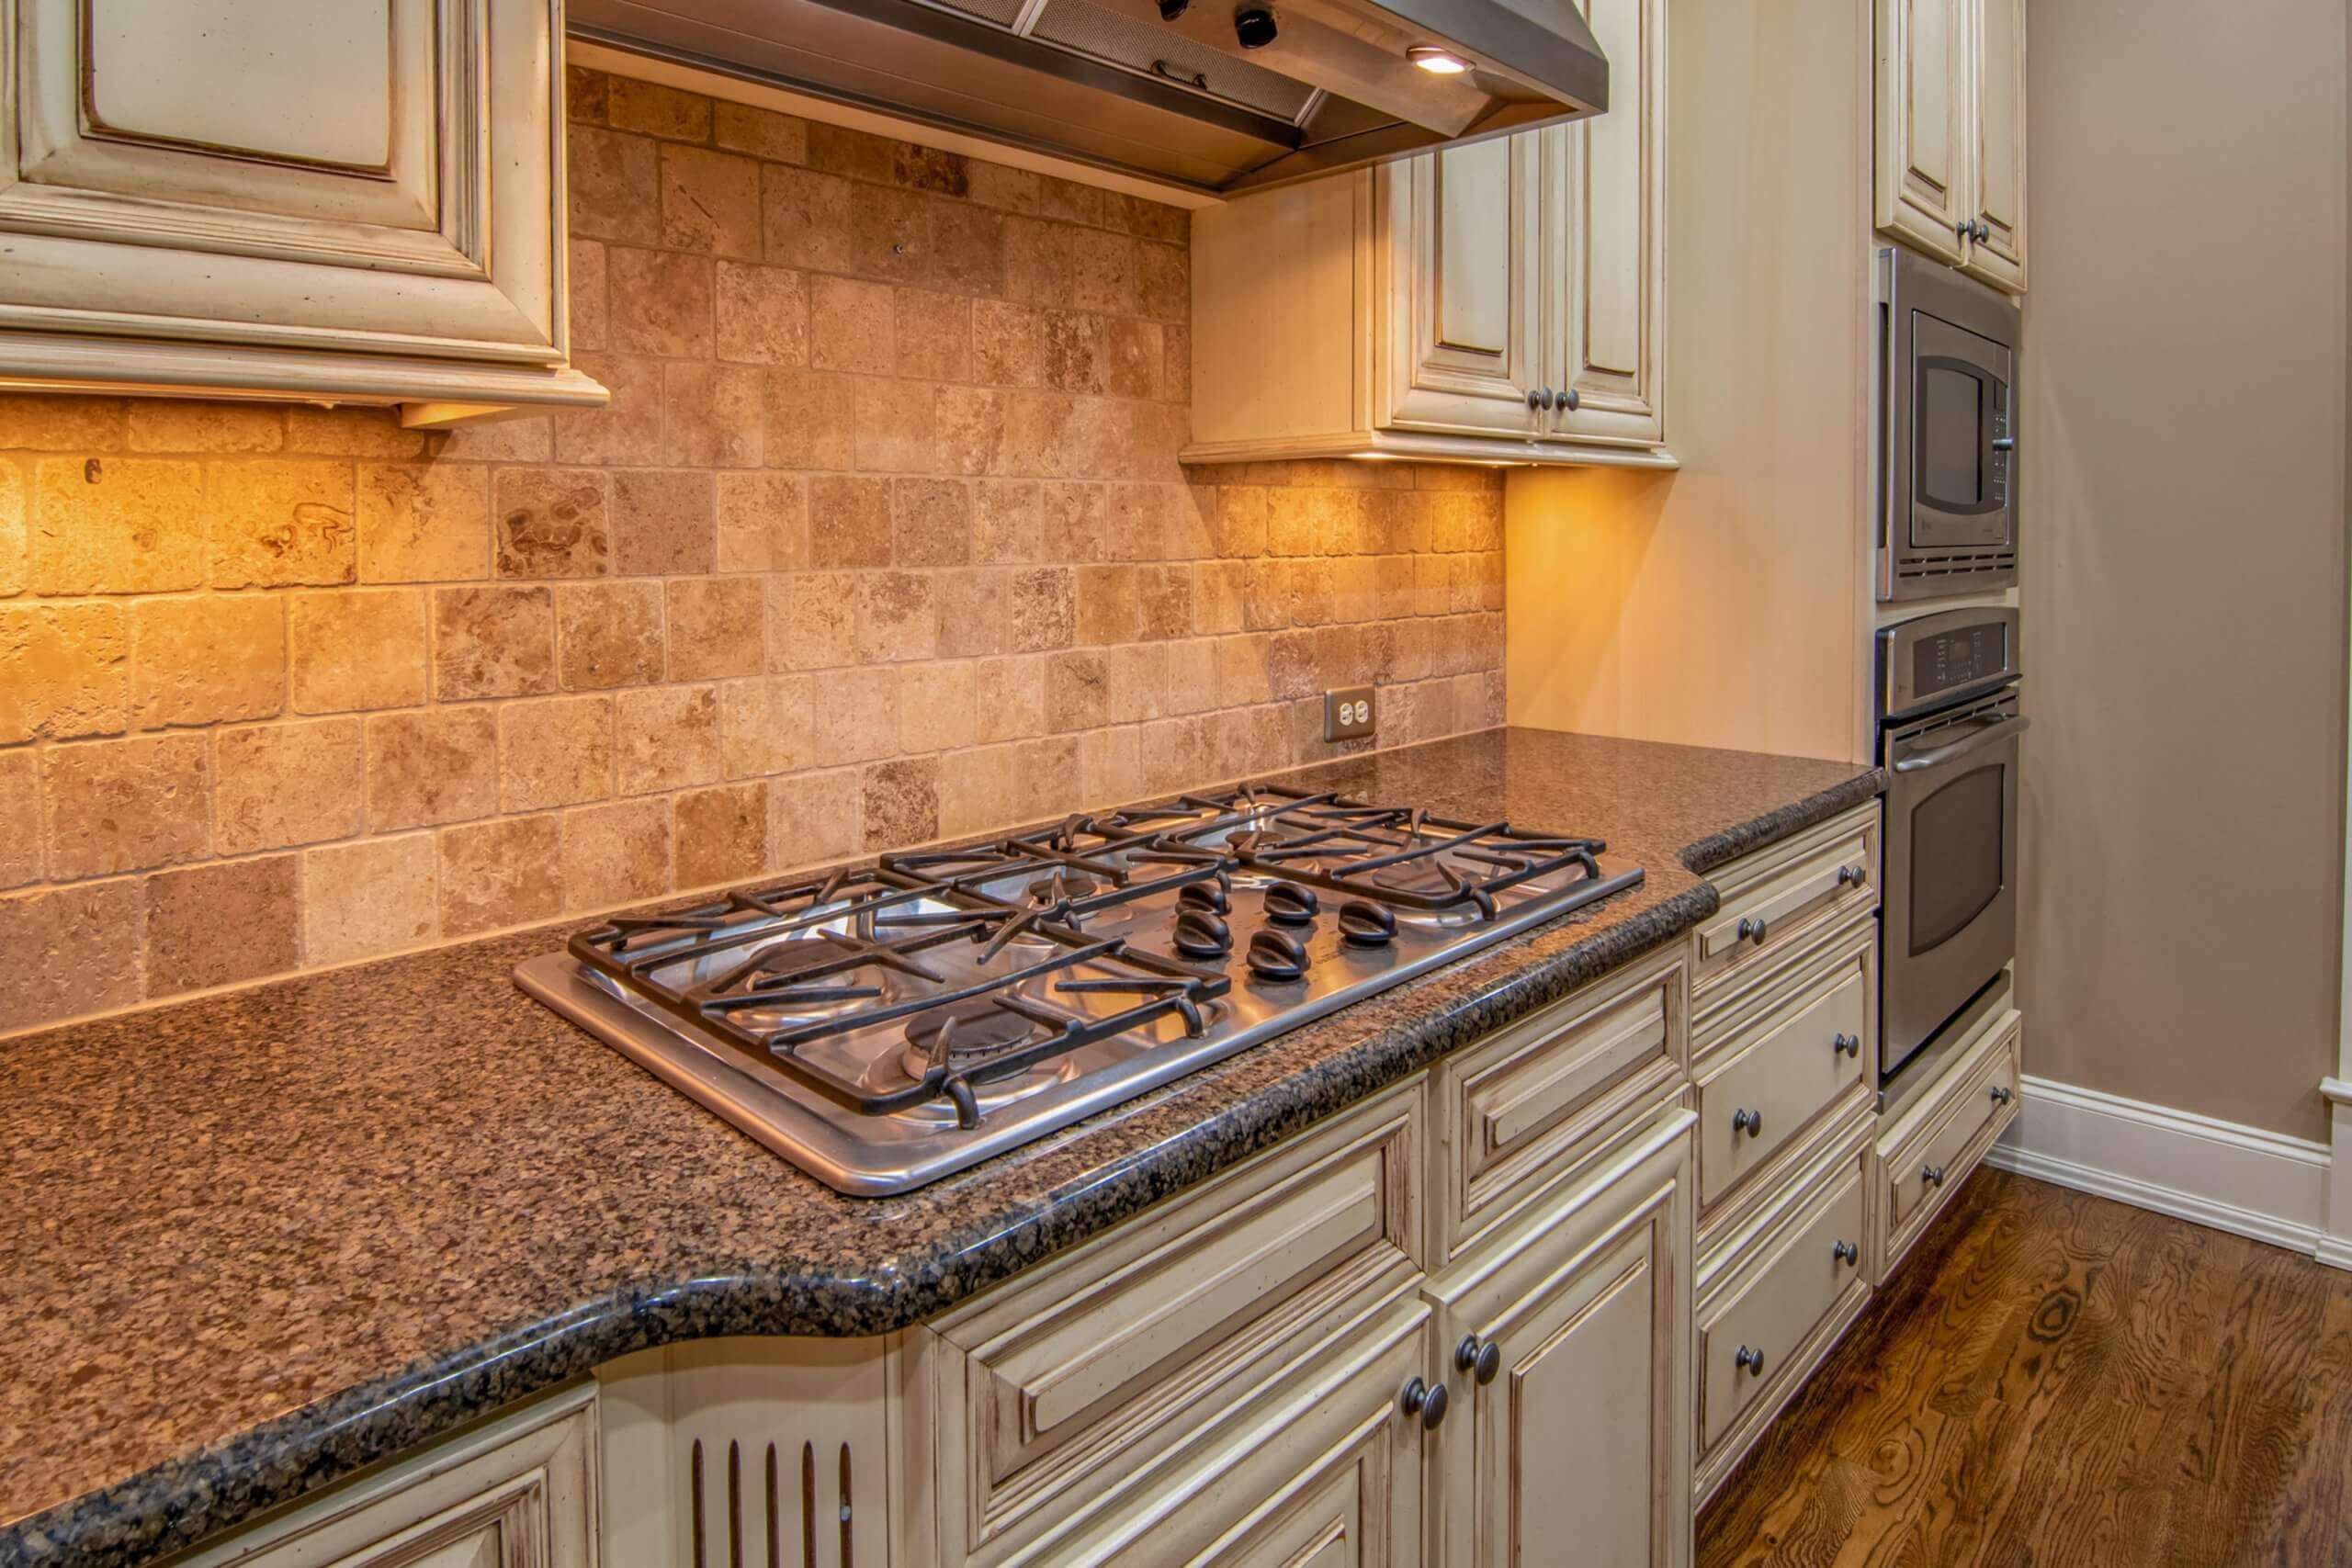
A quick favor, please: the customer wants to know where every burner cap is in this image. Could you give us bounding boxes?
[1027,871,1099,905]
[904,1001,1035,1067]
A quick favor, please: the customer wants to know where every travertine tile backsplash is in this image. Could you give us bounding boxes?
[0,67,1505,1036]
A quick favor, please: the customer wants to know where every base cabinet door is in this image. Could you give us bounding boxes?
[1424,1108,1694,1568]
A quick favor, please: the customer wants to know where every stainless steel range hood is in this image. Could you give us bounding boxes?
[570,0,1608,195]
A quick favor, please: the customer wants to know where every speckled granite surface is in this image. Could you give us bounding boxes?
[0,728,1880,1568]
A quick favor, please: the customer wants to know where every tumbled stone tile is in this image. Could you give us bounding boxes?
[610,469,717,577]
[0,750,38,887]
[852,570,936,662]
[608,77,711,141]
[674,781,769,888]
[569,239,609,354]
[616,683,722,794]
[716,262,809,367]
[498,694,614,812]
[438,814,562,937]
[715,101,807,161]
[973,654,1044,742]
[860,756,939,850]
[1010,567,1076,652]
[718,672,814,778]
[890,477,969,567]
[302,832,436,965]
[431,584,556,700]
[288,589,425,714]
[933,386,1005,477]
[3,602,130,743]
[811,276,895,374]
[660,144,762,258]
[552,353,664,466]
[127,401,282,454]
[929,200,1005,296]
[0,394,129,453]
[493,467,609,579]
[213,718,363,855]
[972,299,1041,387]
[0,881,144,1032]
[560,796,671,910]
[557,580,664,690]
[145,854,300,996]
[356,463,489,582]
[1138,241,1190,323]
[768,573,854,671]
[31,457,206,594]
[208,460,357,589]
[973,479,1042,564]
[768,767,861,870]
[814,663,898,762]
[42,732,209,878]
[666,576,765,681]
[569,128,660,246]
[897,660,975,752]
[365,706,498,832]
[761,368,856,470]
[716,472,808,573]
[1045,649,1107,732]
[808,475,892,569]
[608,247,715,358]
[761,164,853,271]
[663,362,763,468]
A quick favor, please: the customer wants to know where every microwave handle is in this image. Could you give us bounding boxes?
[1893,714,2030,773]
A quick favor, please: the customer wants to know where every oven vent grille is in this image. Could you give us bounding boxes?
[1896,549,2018,583]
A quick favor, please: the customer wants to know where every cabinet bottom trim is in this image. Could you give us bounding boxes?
[1179,429,1679,470]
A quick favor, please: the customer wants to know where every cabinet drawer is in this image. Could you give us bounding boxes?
[926,1080,1426,1562]
[1699,1160,1869,1452]
[1435,943,1687,1261]
[173,1387,597,1567]
[1693,930,1872,1211]
[1877,1009,2022,1278]
[1693,806,1880,1003]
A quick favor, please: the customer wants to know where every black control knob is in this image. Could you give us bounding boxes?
[1173,910,1233,959]
[1179,881,1231,916]
[1338,899,1397,947]
[1158,0,1189,17]
[1233,4,1277,48]
[1247,928,1308,982]
[1264,881,1319,925]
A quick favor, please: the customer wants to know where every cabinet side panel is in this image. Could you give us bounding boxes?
[1188,177,1364,448]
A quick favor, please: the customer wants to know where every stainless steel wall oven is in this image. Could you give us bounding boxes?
[1876,247,2021,601]
[1876,606,2024,1096]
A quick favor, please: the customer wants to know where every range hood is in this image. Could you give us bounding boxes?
[570,0,1608,195]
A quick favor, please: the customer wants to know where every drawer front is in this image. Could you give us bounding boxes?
[1694,806,1880,998]
[1439,944,1687,1259]
[933,1081,1426,1559]
[1879,1010,2022,1275]
[1694,954,1871,1209]
[1700,1162,1869,1450]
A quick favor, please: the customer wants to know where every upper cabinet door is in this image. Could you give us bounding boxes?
[1962,0,2027,291]
[1551,0,1667,445]
[1377,132,1548,437]
[1874,0,1971,265]
[1426,1111,1695,1568]
[0,0,603,415]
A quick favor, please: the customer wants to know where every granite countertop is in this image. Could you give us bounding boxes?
[0,728,1882,1568]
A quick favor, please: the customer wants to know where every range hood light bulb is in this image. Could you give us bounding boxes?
[1408,45,1471,73]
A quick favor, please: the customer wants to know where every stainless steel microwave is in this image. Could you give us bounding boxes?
[1875,248,2021,602]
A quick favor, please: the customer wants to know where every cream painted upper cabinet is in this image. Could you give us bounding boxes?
[1186,0,1669,468]
[0,0,605,423]
[1875,0,2029,291]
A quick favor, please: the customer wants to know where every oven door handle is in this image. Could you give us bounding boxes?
[1892,714,2030,773]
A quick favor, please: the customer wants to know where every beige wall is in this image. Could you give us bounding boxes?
[2018,0,2348,1140]
[0,66,1505,1040]
[1506,0,1871,766]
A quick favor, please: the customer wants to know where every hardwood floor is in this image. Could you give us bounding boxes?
[1698,1169,2352,1567]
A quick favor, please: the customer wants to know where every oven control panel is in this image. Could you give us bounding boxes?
[1878,605,2022,721]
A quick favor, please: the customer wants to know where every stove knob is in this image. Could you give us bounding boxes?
[1247,928,1309,982]
[1180,881,1231,916]
[1173,910,1233,959]
[1338,899,1397,947]
[1264,881,1319,925]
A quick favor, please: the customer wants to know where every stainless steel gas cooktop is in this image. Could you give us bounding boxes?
[516,784,1643,1194]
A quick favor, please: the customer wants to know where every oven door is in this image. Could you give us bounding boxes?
[1881,691,2024,1080]
[1907,313,2014,551]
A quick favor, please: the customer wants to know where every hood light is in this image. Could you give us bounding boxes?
[1408,45,1470,73]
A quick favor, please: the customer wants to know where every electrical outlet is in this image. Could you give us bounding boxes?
[1323,685,1376,741]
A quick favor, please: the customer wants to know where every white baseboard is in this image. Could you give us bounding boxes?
[1984,1075,2330,1256]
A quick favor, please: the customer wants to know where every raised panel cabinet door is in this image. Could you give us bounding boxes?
[0,0,602,412]
[1427,1109,1694,1568]
[1377,132,1548,436]
[1962,0,2027,291]
[1874,0,1971,264]
[1550,0,1667,446]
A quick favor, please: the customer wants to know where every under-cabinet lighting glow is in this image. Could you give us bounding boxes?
[1408,46,1471,73]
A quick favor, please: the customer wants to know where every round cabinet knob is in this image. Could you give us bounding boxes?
[1338,898,1398,948]
[1736,1346,1766,1376]
[1399,1376,1450,1429]
[1989,1085,2014,1105]
[1736,916,1769,944]
[1560,387,1580,412]
[1833,1238,1860,1267]
[1833,1032,1861,1059]
[1956,218,1973,242]
[1455,1334,1501,1386]
[1263,880,1319,925]
[1921,1163,1947,1188]
[1732,1107,1763,1139]
[1836,863,1865,887]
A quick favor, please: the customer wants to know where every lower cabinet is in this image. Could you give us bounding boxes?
[1422,1107,1696,1568]
[1873,1003,2023,1282]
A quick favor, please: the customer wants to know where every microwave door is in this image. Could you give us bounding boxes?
[1909,314,2014,550]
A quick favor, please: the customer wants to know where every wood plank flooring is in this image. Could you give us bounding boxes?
[1697,1169,2352,1567]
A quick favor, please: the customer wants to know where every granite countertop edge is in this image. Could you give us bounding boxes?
[5,761,1885,1568]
